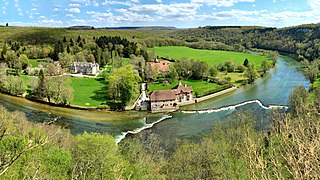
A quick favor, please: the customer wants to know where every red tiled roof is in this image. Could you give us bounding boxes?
[150,90,176,102]
[147,60,170,73]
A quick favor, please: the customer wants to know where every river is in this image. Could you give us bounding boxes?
[0,55,309,145]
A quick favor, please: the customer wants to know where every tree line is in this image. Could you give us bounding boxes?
[0,64,73,105]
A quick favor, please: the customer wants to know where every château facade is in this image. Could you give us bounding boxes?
[70,62,100,75]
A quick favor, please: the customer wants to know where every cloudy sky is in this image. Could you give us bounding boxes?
[1,0,320,28]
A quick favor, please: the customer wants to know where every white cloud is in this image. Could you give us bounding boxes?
[69,0,86,2]
[66,14,75,18]
[131,0,139,3]
[156,0,161,3]
[69,18,87,25]
[307,0,320,10]
[14,0,24,16]
[196,8,320,28]
[14,0,19,7]
[68,8,81,13]
[102,1,131,6]
[69,4,81,7]
[191,0,255,7]
[39,18,63,25]
[2,1,7,14]
[87,10,113,18]
[129,3,201,20]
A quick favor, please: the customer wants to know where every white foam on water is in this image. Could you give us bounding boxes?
[115,115,173,144]
[181,99,288,114]
[115,100,288,144]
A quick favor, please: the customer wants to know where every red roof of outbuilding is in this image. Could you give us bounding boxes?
[147,60,170,73]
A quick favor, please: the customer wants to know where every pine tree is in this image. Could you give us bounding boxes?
[67,45,71,54]
[70,38,74,46]
[79,42,83,48]
[243,58,249,67]
[51,41,64,61]
[77,35,81,43]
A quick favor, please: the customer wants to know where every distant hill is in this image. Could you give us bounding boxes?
[103,26,177,31]
[68,26,94,30]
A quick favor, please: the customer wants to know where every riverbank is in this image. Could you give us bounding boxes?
[195,87,238,104]
[0,92,159,122]
[0,84,250,114]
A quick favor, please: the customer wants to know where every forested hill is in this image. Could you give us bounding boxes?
[168,24,320,61]
[1,24,320,61]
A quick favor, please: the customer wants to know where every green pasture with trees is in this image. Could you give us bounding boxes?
[150,46,270,67]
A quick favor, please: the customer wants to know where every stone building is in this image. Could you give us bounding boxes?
[70,62,100,75]
[150,82,193,112]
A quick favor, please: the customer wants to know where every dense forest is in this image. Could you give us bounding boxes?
[1,86,320,179]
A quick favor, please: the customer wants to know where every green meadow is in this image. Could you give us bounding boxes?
[150,46,270,67]
[20,74,109,107]
[70,77,108,107]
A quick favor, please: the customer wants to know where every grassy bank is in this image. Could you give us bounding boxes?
[150,46,270,67]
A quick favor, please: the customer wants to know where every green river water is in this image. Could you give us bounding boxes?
[0,55,309,145]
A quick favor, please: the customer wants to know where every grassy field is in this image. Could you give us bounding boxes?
[19,74,112,107]
[70,77,109,107]
[150,46,270,67]
[148,80,222,97]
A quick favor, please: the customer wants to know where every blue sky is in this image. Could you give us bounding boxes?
[0,0,320,28]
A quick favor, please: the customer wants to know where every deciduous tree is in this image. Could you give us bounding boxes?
[108,65,141,105]
[261,59,271,74]
[244,64,259,84]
